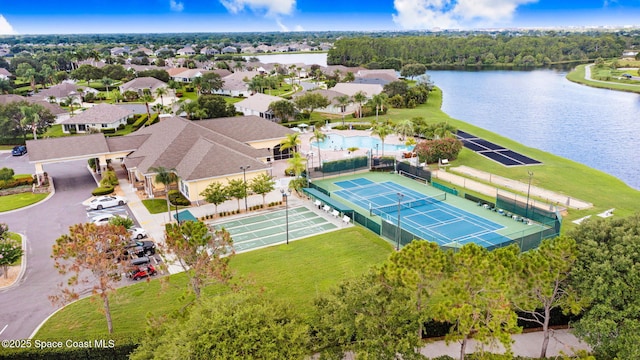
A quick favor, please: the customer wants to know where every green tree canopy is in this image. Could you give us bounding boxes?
[570,213,640,359]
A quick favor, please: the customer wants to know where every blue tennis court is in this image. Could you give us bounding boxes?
[334,178,511,248]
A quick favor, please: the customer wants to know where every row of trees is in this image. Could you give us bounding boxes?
[199,172,276,214]
[328,34,627,68]
[128,233,579,359]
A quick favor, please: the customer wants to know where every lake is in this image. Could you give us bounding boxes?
[429,69,640,190]
[250,52,640,190]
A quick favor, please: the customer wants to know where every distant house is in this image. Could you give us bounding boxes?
[214,70,260,97]
[622,49,639,58]
[177,46,196,56]
[200,46,220,56]
[110,47,129,56]
[172,68,208,83]
[234,93,283,120]
[355,69,398,85]
[119,77,168,96]
[133,47,154,56]
[31,83,98,104]
[221,46,238,54]
[0,68,11,80]
[60,103,134,134]
[331,83,383,98]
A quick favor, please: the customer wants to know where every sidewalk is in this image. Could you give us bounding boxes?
[434,165,592,210]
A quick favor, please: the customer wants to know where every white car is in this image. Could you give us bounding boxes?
[88,195,127,210]
[91,213,128,226]
[128,227,148,240]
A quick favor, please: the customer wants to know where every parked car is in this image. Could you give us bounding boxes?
[128,264,157,281]
[128,227,148,240]
[124,240,156,257]
[11,145,27,156]
[88,195,127,210]
[91,213,128,226]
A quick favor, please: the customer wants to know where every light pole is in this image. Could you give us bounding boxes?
[396,192,404,251]
[240,165,250,212]
[281,188,291,244]
[307,152,313,187]
[525,171,534,218]
[375,143,379,157]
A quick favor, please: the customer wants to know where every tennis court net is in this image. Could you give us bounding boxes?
[370,192,447,216]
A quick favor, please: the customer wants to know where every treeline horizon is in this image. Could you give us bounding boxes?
[328,32,640,68]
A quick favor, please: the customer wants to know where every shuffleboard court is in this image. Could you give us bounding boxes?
[209,206,338,252]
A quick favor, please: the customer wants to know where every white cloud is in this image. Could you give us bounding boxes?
[393,0,538,29]
[276,19,289,31]
[294,24,304,32]
[170,0,184,12]
[219,0,296,16]
[0,15,17,35]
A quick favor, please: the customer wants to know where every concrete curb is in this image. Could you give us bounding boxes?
[0,177,56,215]
[0,233,28,291]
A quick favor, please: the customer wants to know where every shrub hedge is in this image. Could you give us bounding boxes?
[91,186,114,196]
[0,176,34,190]
[168,190,190,206]
[131,114,148,131]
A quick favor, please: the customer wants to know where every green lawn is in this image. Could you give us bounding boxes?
[34,227,393,339]
[567,64,640,94]
[0,192,49,212]
[141,198,177,214]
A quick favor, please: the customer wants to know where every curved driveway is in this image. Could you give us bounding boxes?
[0,159,97,340]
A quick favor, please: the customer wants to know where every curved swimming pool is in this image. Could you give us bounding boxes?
[312,133,414,153]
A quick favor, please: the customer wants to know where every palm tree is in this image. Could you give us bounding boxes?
[370,93,389,122]
[287,152,308,192]
[310,129,327,171]
[353,91,367,119]
[140,93,154,124]
[20,106,41,141]
[395,119,415,141]
[151,103,164,117]
[65,95,79,116]
[279,133,301,158]
[155,87,168,106]
[111,89,123,104]
[101,77,113,93]
[371,121,394,157]
[335,95,351,126]
[149,166,178,222]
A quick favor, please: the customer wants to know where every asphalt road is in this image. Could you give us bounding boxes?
[0,157,98,340]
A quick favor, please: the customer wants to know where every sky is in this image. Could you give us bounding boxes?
[1,0,639,35]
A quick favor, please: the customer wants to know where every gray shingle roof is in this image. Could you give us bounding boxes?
[127,116,275,181]
[26,133,109,162]
[60,104,134,125]
[119,77,167,92]
[197,115,295,143]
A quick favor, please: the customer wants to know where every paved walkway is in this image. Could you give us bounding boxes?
[433,165,592,210]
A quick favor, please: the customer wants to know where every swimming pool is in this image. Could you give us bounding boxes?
[313,134,414,153]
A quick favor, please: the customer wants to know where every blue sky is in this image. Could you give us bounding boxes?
[1,0,639,35]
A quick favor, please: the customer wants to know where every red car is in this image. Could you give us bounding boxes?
[128,264,157,281]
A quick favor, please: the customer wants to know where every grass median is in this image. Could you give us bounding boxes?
[0,192,49,212]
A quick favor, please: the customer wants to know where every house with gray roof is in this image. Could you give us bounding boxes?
[31,82,98,104]
[59,103,134,134]
[119,77,168,96]
[331,83,383,98]
[213,70,260,97]
[234,93,283,120]
[292,89,356,115]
